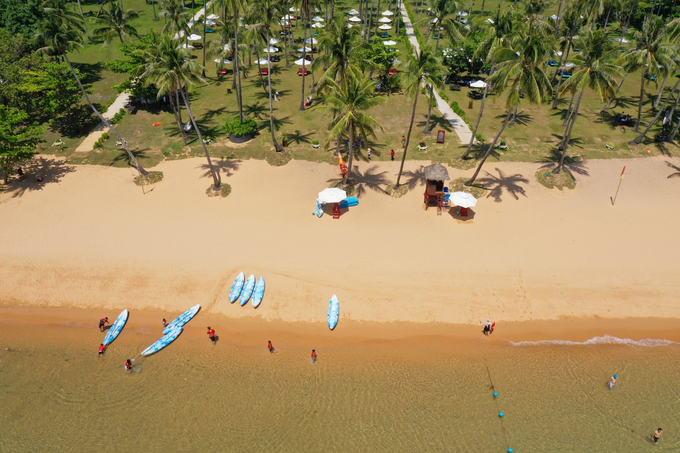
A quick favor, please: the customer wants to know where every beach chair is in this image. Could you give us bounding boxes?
[389,68,397,75]
[52,139,63,147]
[338,196,359,209]
[206,27,214,33]
[218,68,228,75]
[259,67,268,76]
[333,203,340,219]
[298,68,309,76]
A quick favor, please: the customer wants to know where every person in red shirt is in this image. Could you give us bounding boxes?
[125,359,132,371]
[268,341,274,353]
[207,327,217,345]
[98,344,105,357]
[311,349,317,365]
[162,318,167,328]
[99,317,109,332]
[391,149,395,161]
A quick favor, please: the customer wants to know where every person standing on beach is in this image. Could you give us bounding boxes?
[125,359,133,371]
[367,148,372,160]
[483,319,491,336]
[99,317,109,332]
[207,327,217,345]
[162,318,167,328]
[652,428,663,443]
[268,341,274,353]
[391,149,395,161]
[311,349,317,365]
[98,344,105,357]
[401,136,406,148]
[608,374,617,389]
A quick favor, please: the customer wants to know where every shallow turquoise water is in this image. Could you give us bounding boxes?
[1,324,679,452]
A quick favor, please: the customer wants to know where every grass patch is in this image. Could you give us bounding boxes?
[449,177,487,198]
[385,184,409,198]
[134,170,164,186]
[535,168,576,190]
[206,183,232,197]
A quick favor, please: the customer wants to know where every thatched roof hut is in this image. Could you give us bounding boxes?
[423,163,450,182]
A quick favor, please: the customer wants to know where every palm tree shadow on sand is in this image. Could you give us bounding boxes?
[666,161,680,179]
[476,167,529,202]
[539,150,590,177]
[399,165,427,190]
[348,165,391,198]
[2,156,76,198]
[198,156,242,179]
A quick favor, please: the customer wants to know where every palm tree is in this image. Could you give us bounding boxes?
[139,35,222,190]
[555,29,622,171]
[74,0,91,40]
[550,8,585,109]
[226,0,246,122]
[94,2,140,44]
[34,4,147,175]
[314,74,385,185]
[395,45,446,187]
[465,33,552,186]
[251,0,285,152]
[619,17,674,132]
[421,0,465,52]
[462,7,519,159]
[162,0,189,37]
[313,17,365,88]
[299,0,310,111]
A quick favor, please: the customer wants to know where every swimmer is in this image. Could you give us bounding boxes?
[268,341,274,353]
[311,349,317,365]
[608,374,617,389]
[99,317,109,332]
[652,428,663,443]
[98,344,105,357]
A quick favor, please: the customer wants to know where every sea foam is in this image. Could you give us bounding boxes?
[508,335,678,348]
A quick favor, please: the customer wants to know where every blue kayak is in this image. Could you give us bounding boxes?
[141,327,183,356]
[327,295,339,330]
[251,277,265,308]
[240,274,256,306]
[229,272,245,303]
[103,309,129,346]
[163,304,200,335]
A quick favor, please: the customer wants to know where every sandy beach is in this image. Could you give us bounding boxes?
[1,155,680,330]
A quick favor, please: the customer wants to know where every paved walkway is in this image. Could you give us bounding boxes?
[397,1,473,144]
[75,3,213,152]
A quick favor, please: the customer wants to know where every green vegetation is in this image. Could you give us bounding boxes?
[385,183,409,198]
[134,170,164,186]
[224,117,258,137]
[536,168,576,190]
[449,177,487,198]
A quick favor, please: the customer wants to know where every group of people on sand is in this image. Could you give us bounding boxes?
[482,319,495,336]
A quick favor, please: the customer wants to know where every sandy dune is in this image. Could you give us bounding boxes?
[1,155,679,325]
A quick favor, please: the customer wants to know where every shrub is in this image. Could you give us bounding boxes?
[475,133,484,142]
[450,101,466,119]
[500,140,507,146]
[101,132,110,140]
[438,91,449,102]
[110,109,125,125]
[312,140,320,145]
[224,117,258,136]
[93,138,104,149]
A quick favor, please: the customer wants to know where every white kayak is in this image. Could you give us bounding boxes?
[141,327,183,356]
[240,274,256,306]
[327,295,339,330]
[103,309,129,346]
[251,277,265,308]
[229,272,245,303]
[163,304,200,334]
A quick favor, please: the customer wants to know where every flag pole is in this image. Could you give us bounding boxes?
[610,166,626,206]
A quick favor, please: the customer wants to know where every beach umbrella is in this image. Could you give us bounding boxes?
[318,188,347,203]
[347,23,354,28]
[294,58,308,65]
[181,43,195,49]
[382,10,393,15]
[314,7,321,12]
[187,33,202,41]
[282,14,294,19]
[431,17,438,23]
[305,38,318,44]
[615,37,629,43]
[349,9,360,15]
[312,16,324,22]
[378,17,391,23]
[550,14,559,20]
[205,20,216,26]
[349,16,362,22]
[312,23,325,28]
[378,24,392,30]
[298,46,312,52]
[262,46,279,53]
[255,58,269,65]
[470,80,487,88]
[485,18,494,24]
[280,20,290,25]
[214,58,231,64]
[289,6,299,11]
[207,13,219,20]
[383,40,397,46]
[269,38,279,45]
[449,192,477,208]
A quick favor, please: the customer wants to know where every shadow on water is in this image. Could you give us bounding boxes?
[476,167,529,202]
[1,157,76,198]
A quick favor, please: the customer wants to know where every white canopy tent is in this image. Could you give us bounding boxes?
[294,58,309,65]
[255,58,270,65]
[305,38,318,44]
[470,80,487,88]
[383,40,397,46]
[297,46,312,52]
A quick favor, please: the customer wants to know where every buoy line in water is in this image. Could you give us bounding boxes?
[487,366,513,453]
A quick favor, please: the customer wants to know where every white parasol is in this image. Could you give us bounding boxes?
[214,58,231,64]
[378,24,392,30]
[470,80,487,88]
[207,13,219,20]
[312,16,324,22]
[449,192,477,208]
[349,9,360,15]
[282,14,294,19]
[298,46,312,52]
[294,58,309,65]
[382,10,393,15]
[187,34,202,41]
[256,58,270,65]
[383,40,397,46]
[205,20,216,26]
[305,38,318,44]
[289,7,299,11]
[318,188,347,203]
[262,47,279,53]
[269,38,279,44]
[312,23,325,28]
[349,16,362,22]
[181,43,195,49]
[459,11,468,16]
[378,17,392,23]
[280,20,290,25]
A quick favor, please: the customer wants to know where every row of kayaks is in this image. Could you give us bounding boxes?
[229,272,265,307]
[101,304,201,357]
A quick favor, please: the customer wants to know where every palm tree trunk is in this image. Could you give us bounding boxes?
[480,0,486,15]
[179,89,221,189]
[554,0,565,37]
[202,15,207,77]
[168,88,186,144]
[562,91,576,127]
[468,0,474,18]
[423,88,433,133]
[551,41,570,85]
[666,90,680,142]
[175,88,186,142]
[463,64,494,158]
[551,49,572,111]
[234,15,244,122]
[267,33,284,152]
[255,49,268,93]
[374,0,382,38]
[64,55,146,175]
[309,13,316,94]
[603,4,612,28]
[654,74,668,110]
[631,77,680,145]
[395,90,419,187]
[343,120,355,185]
[367,0,376,43]
[151,0,157,19]
[76,0,90,40]
[556,89,584,172]
[668,109,680,142]
[634,67,646,132]
[603,69,629,110]
[396,0,401,34]
[465,110,512,186]
[300,8,308,111]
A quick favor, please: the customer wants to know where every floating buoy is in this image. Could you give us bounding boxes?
[493,392,498,397]
[508,449,513,452]
[499,412,504,417]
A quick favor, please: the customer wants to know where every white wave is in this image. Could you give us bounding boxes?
[508,335,678,348]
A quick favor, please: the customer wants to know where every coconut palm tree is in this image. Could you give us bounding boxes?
[162,0,190,37]
[465,33,552,186]
[462,7,519,159]
[34,4,147,175]
[94,2,140,44]
[618,17,674,132]
[139,35,222,190]
[313,17,365,88]
[550,7,586,109]
[299,0,310,111]
[314,74,385,185]
[251,0,286,152]
[395,45,447,187]
[421,0,465,52]
[555,29,622,171]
